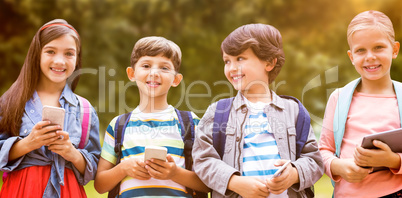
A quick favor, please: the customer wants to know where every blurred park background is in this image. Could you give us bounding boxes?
[1,0,402,197]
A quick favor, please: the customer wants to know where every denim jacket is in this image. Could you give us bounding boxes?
[0,85,101,198]
[192,91,324,198]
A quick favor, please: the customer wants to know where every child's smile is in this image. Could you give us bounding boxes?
[127,54,182,100]
[231,74,245,83]
[363,64,381,72]
[39,34,77,88]
[223,48,274,96]
[347,28,399,83]
[146,80,161,88]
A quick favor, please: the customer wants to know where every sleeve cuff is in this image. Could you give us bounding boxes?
[0,137,25,172]
[390,153,402,174]
[71,149,96,185]
[327,157,342,182]
[222,171,241,196]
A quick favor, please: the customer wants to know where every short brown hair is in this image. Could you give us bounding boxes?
[221,24,285,84]
[130,36,182,73]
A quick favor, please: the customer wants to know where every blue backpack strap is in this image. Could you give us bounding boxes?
[334,79,402,157]
[333,78,361,157]
[212,97,234,159]
[330,78,361,191]
[392,80,402,126]
[279,95,310,159]
[108,112,132,198]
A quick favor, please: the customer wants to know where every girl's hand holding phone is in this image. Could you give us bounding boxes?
[48,131,79,162]
[25,121,61,151]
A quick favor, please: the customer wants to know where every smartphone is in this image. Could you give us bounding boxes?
[42,105,65,131]
[273,160,291,178]
[144,146,168,161]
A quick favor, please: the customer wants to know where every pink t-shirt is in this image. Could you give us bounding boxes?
[319,89,402,198]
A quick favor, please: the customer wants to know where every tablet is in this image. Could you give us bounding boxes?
[361,128,402,152]
[361,128,402,173]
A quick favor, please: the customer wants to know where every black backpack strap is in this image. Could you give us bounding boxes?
[175,109,208,198]
[175,109,194,170]
[108,112,132,198]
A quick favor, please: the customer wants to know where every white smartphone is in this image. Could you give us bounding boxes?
[273,160,291,178]
[144,146,168,161]
[42,105,65,131]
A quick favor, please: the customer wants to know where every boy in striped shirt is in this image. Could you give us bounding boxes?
[95,36,209,197]
[192,24,323,198]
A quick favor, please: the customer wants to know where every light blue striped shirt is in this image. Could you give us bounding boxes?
[241,97,288,197]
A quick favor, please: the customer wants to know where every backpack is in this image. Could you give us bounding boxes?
[76,95,92,149]
[1,95,92,182]
[333,78,402,158]
[212,95,314,197]
[331,78,402,190]
[108,109,208,198]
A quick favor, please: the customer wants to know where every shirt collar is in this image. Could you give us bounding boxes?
[232,91,286,111]
[60,84,78,106]
[270,91,285,110]
[30,84,77,107]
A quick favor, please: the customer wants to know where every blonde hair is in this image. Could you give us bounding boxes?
[347,10,395,46]
[130,36,182,72]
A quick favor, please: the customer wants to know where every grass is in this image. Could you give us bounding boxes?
[314,174,333,198]
[3,171,333,198]
[84,181,107,198]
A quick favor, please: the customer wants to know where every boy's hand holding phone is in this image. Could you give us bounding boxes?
[266,160,299,195]
[120,157,151,180]
[144,146,179,180]
[145,154,178,180]
[228,175,270,198]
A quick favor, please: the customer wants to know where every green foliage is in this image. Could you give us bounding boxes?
[1,0,401,131]
[0,1,401,195]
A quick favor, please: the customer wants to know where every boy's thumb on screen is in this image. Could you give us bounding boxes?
[274,159,287,166]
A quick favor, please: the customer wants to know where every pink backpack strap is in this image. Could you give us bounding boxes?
[2,172,8,182]
[76,95,91,149]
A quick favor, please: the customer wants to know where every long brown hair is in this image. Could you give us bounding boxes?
[0,19,82,136]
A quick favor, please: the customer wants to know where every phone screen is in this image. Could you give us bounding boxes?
[42,106,65,130]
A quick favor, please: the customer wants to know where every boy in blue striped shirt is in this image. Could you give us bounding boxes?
[193,24,323,198]
[95,36,209,197]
